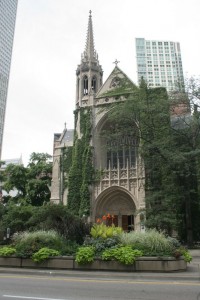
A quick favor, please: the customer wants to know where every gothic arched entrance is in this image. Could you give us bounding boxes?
[94,186,136,231]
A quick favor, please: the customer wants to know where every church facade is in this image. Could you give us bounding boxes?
[51,12,145,232]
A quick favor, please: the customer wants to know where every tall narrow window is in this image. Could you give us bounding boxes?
[106,137,136,169]
[83,75,88,95]
[91,76,97,93]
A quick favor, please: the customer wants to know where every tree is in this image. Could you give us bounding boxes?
[1,204,35,233]
[2,152,52,206]
[26,152,52,206]
[27,204,89,243]
[104,77,200,245]
[0,203,89,243]
[3,164,27,197]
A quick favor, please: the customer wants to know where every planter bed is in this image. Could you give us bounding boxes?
[0,256,186,272]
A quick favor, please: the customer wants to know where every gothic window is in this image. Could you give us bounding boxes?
[110,77,121,88]
[106,136,136,169]
[83,75,88,95]
[91,76,97,93]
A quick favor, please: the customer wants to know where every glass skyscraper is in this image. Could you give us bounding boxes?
[135,38,184,91]
[0,0,18,158]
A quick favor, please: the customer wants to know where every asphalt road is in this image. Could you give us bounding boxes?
[0,273,200,300]
[0,250,199,300]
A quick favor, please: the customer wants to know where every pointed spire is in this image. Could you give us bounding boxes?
[81,10,99,63]
[85,10,95,60]
[76,11,103,80]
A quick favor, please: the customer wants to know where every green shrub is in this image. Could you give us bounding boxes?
[84,236,119,255]
[102,246,143,265]
[1,205,35,234]
[181,251,192,263]
[0,246,16,257]
[61,240,79,256]
[32,247,60,262]
[119,229,174,256]
[27,204,89,243]
[75,246,95,264]
[12,230,64,258]
[179,247,192,263]
[90,224,122,239]
[167,237,181,248]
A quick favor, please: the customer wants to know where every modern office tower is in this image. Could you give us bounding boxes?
[135,38,184,91]
[0,0,18,158]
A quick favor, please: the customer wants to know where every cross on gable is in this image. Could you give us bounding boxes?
[113,59,120,66]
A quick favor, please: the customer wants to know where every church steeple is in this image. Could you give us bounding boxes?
[81,10,99,64]
[76,11,103,108]
[84,10,95,61]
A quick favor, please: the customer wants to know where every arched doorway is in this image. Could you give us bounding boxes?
[94,186,136,231]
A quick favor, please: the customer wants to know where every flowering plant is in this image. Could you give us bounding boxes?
[96,213,115,224]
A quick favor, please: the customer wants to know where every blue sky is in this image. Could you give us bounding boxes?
[2,0,200,165]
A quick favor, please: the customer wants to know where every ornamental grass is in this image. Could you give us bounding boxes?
[12,230,64,258]
[119,229,175,255]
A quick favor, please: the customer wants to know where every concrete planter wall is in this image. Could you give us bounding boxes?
[0,256,186,272]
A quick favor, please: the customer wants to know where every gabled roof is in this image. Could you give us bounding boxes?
[54,129,74,148]
[96,66,138,99]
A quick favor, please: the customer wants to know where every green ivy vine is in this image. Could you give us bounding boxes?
[67,108,93,217]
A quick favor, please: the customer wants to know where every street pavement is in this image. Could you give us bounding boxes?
[0,249,199,282]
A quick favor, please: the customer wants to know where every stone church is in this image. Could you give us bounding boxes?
[51,11,145,232]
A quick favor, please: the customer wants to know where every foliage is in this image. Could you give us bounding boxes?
[26,153,52,206]
[26,179,50,206]
[167,236,181,248]
[75,246,95,264]
[96,213,117,225]
[3,164,27,197]
[90,223,122,239]
[104,76,200,244]
[2,152,52,206]
[0,246,16,257]
[67,108,93,217]
[27,204,89,243]
[62,146,73,189]
[84,236,119,255]
[0,203,6,242]
[119,229,174,256]
[67,137,83,214]
[173,247,192,263]
[12,230,64,258]
[181,251,192,263]
[61,240,79,255]
[0,203,89,243]
[1,204,35,233]
[102,246,143,265]
[32,247,60,262]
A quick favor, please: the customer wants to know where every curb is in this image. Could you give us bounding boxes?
[0,266,200,282]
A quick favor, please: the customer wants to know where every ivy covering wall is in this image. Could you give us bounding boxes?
[67,108,93,217]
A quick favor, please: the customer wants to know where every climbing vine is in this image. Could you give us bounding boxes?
[62,146,73,189]
[67,108,93,217]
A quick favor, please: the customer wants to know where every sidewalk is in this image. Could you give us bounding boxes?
[0,249,199,282]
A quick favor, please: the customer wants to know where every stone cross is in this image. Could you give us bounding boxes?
[113,59,120,66]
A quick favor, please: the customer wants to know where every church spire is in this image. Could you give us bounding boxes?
[81,10,99,63]
[85,10,95,60]
[76,11,103,108]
